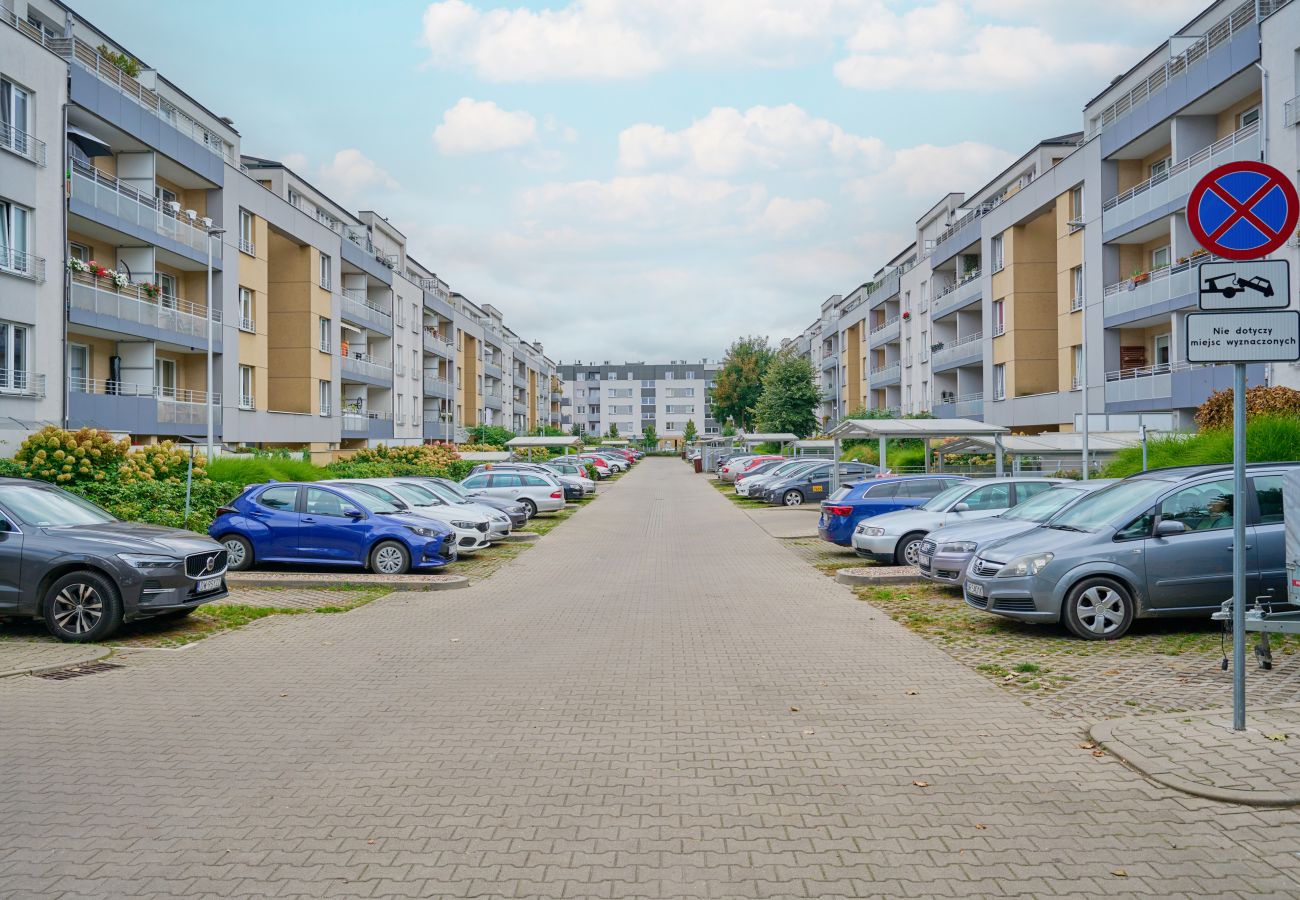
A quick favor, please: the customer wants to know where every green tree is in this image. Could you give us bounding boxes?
[466,424,515,447]
[682,419,698,443]
[608,423,620,438]
[754,351,819,438]
[712,336,775,432]
[641,424,657,449]
[570,422,584,436]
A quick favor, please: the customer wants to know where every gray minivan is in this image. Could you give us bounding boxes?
[963,463,1296,640]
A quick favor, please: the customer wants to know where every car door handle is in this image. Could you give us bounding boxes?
[1225,545,1253,551]
[302,517,317,523]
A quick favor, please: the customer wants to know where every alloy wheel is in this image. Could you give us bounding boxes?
[783,491,803,507]
[52,583,104,636]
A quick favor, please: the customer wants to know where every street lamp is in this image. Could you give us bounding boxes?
[205,228,226,462]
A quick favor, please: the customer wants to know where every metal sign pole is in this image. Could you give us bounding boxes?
[1232,364,1247,730]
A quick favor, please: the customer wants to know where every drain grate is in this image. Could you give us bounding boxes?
[34,661,125,681]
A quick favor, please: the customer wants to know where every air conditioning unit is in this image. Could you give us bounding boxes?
[166,201,181,214]
[184,209,197,221]
[199,216,213,228]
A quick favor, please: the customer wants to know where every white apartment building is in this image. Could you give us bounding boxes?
[557,361,721,446]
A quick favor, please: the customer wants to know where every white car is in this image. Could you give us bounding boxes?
[584,452,628,473]
[851,478,1065,566]
[460,470,567,517]
[735,459,821,497]
[327,479,495,553]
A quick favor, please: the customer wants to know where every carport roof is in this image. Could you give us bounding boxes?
[938,431,1143,456]
[505,436,583,448]
[739,432,799,442]
[827,418,1008,439]
[793,440,835,449]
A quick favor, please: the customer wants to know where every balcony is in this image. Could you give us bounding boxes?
[513,372,528,389]
[956,394,984,418]
[0,120,46,166]
[931,209,986,266]
[820,353,839,371]
[341,352,392,384]
[932,270,982,320]
[423,374,452,398]
[1101,123,1260,236]
[869,362,901,385]
[931,332,984,371]
[341,409,394,440]
[1287,95,1300,129]
[342,226,397,271]
[1104,363,1173,404]
[423,327,453,355]
[70,160,217,256]
[68,377,218,434]
[0,245,44,283]
[340,289,393,335]
[1103,252,1224,323]
[868,316,900,346]
[1101,359,1253,408]
[867,265,905,309]
[69,270,219,344]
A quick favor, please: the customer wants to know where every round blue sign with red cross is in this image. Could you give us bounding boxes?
[1187,161,1299,261]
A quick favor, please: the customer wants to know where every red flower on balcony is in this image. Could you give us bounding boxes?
[901,311,911,320]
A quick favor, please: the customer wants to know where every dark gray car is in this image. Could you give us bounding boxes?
[0,478,229,642]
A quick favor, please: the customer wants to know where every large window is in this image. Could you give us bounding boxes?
[1159,479,1234,532]
[319,316,331,353]
[1,78,32,158]
[0,322,28,391]
[0,198,30,274]
[319,253,332,290]
[157,272,178,308]
[990,233,1004,272]
[992,299,1005,336]
[1072,345,1083,390]
[1069,185,1083,223]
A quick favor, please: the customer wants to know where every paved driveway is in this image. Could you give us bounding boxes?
[1,458,1298,899]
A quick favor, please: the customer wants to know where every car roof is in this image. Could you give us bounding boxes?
[1125,461,1300,482]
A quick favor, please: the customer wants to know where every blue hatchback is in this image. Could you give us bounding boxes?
[210,482,457,574]
[818,475,968,546]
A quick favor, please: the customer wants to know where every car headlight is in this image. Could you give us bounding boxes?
[450,520,478,530]
[406,525,443,538]
[858,526,885,536]
[118,553,182,569]
[998,552,1055,577]
[940,541,978,553]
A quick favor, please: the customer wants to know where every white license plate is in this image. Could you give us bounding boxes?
[966,582,985,598]
[197,576,223,593]
[917,552,931,566]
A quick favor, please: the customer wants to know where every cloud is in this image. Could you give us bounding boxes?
[519,174,769,233]
[433,98,539,155]
[619,104,885,177]
[757,197,830,238]
[849,142,1017,200]
[281,149,398,201]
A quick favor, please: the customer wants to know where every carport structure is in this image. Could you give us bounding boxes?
[792,439,836,458]
[825,418,1009,491]
[505,435,584,460]
[736,432,798,455]
[934,431,1144,476]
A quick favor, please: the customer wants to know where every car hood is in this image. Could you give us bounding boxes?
[50,521,219,554]
[975,526,1099,565]
[866,508,945,532]
[409,505,489,526]
[375,512,453,534]
[926,518,1040,548]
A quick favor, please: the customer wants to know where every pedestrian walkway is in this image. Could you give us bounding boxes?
[0,458,1297,899]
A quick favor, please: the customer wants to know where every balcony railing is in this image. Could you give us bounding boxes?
[238,394,255,410]
[869,362,901,383]
[1,3,72,56]
[69,270,218,340]
[68,377,218,421]
[238,316,255,333]
[423,328,453,352]
[992,322,1005,337]
[1104,361,1184,403]
[0,370,45,397]
[1071,295,1084,312]
[423,374,451,394]
[1102,252,1223,319]
[1090,0,1258,136]
[341,352,392,381]
[1102,122,1260,231]
[955,393,984,418]
[931,331,984,369]
[932,269,982,319]
[70,160,217,255]
[870,315,900,336]
[0,120,46,166]
[340,288,393,330]
[1286,95,1300,129]
[238,238,255,256]
[342,226,397,270]
[342,408,394,432]
[0,245,45,282]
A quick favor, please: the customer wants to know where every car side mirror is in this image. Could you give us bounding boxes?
[343,507,363,519]
[953,502,971,513]
[1155,520,1186,537]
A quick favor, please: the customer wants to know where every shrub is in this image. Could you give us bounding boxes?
[120,440,206,483]
[1104,417,1300,478]
[1195,385,1300,431]
[67,478,244,533]
[465,425,515,447]
[206,456,328,486]
[324,444,471,481]
[15,426,130,484]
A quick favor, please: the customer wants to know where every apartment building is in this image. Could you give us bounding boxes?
[0,0,555,456]
[787,0,1298,435]
[557,361,721,446]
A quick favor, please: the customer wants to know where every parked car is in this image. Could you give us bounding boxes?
[460,470,566,516]
[962,463,1298,640]
[588,451,630,472]
[720,455,784,483]
[818,475,968,546]
[918,480,1115,586]
[469,462,592,499]
[421,477,530,529]
[0,479,229,642]
[211,482,457,576]
[736,459,824,497]
[542,461,598,495]
[733,458,791,487]
[325,479,498,552]
[574,454,613,478]
[760,461,878,507]
[851,478,1065,566]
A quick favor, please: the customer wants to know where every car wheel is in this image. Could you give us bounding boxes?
[895,532,926,567]
[369,540,411,575]
[782,490,804,507]
[43,570,123,643]
[1063,577,1134,640]
[220,534,254,571]
[519,498,538,518]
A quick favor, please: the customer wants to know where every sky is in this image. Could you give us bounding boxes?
[83,0,1207,364]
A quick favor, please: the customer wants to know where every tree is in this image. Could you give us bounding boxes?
[754,350,819,438]
[641,424,657,449]
[571,422,584,436]
[608,423,619,438]
[712,336,775,432]
[682,419,698,443]
[466,424,515,448]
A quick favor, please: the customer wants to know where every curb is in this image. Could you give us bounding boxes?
[501,532,540,542]
[0,645,112,680]
[227,574,470,592]
[1090,720,1300,807]
[835,568,924,586]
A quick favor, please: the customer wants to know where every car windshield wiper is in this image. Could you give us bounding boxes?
[1046,524,1088,532]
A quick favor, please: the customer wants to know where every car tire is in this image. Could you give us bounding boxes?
[220,534,254,571]
[43,570,123,643]
[369,540,411,575]
[782,490,804,507]
[519,498,538,518]
[894,532,926,567]
[1062,576,1134,640]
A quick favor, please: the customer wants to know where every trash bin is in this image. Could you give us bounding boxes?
[693,457,702,473]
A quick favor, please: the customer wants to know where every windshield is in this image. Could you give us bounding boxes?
[434,478,472,500]
[1,486,116,526]
[423,481,468,504]
[827,486,853,502]
[921,483,970,511]
[388,482,443,507]
[337,484,405,514]
[1001,486,1084,522]
[1048,480,1167,532]
[769,461,817,479]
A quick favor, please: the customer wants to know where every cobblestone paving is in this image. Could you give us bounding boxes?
[1,458,1299,898]
[0,640,108,678]
[207,587,386,610]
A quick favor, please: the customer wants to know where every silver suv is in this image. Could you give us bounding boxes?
[963,463,1296,640]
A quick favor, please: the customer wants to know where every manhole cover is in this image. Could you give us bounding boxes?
[34,661,125,681]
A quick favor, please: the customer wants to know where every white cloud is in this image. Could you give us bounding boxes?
[519,174,768,233]
[619,105,885,177]
[849,142,1017,200]
[757,197,830,238]
[433,98,539,155]
[281,149,398,201]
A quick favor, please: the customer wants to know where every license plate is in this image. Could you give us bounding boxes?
[966,582,985,598]
[197,576,223,593]
[917,552,931,566]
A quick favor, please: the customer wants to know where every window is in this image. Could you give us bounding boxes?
[1116,508,1155,541]
[68,344,89,390]
[667,387,695,398]
[287,188,301,209]
[154,272,178,309]
[1159,478,1234,532]
[0,78,32,159]
[867,482,900,499]
[641,379,654,387]
[520,475,549,487]
[238,209,254,255]
[68,242,90,263]
[238,287,254,332]
[489,473,522,488]
[992,299,1005,336]
[685,371,695,379]
[993,363,1006,401]
[1153,333,1171,368]
[960,483,1011,511]
[412,394,420,425]
[1070,266,1084,310]
[990,233,1004,272]
[319,380,332,416]
[0,199,30,274]
[900,479,950,500]
[318,253,332,290]
[154,357,176,399]
[1150,156,1172,179]
[305,487,351,518]
[1151,245,1170,270]
[1069,185,1083,222]
[238,364,255,409]
[1072,345,1084,390]
[0,321,28,391]
[319,316,331,353]
[258,486,298,511]
[396,393,405,424]
[607,388,632,398]
[1253,475,1284,525]
[155,184,178,208]
[1014,482,1056,504]
[1239,106,1260,129]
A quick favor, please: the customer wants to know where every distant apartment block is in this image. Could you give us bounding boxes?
[557,361,721,447]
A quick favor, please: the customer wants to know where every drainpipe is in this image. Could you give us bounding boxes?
[61,98,69,430]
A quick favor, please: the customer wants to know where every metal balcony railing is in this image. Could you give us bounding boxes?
[931,331,984,369]
[69,270,218,340]
[870,315,900,336]
[238,238,255,256]
[68,377,218,421]
[70,159,217,255]
[0,370,45,397]
[0,245,45,282]
[1286,95,1300,129]
[0,120,46,166]
[341,352,392,381]
[1103,252,1223,318]
[340,288,393,330]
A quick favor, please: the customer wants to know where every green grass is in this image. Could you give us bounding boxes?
[1105,417,1300,478]
[207,456,330,486]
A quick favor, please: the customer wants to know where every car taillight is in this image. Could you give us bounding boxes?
[824,505,853,516]
[215,506,237,516]
[550,490,562,499]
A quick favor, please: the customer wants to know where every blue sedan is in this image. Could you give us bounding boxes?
[210,482,457,574]
[818,475,967,546]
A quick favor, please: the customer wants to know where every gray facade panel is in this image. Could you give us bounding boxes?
[69,197,220,269]
[67,306,222,354]
[929,216,983,267]
[340,237,394,284]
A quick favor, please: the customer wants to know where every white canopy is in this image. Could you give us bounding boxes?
[600,440,630,447]
[738,432,799,443]
[828,417,1008,439]
[458,451,511,461]
[939,431,1143,456]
